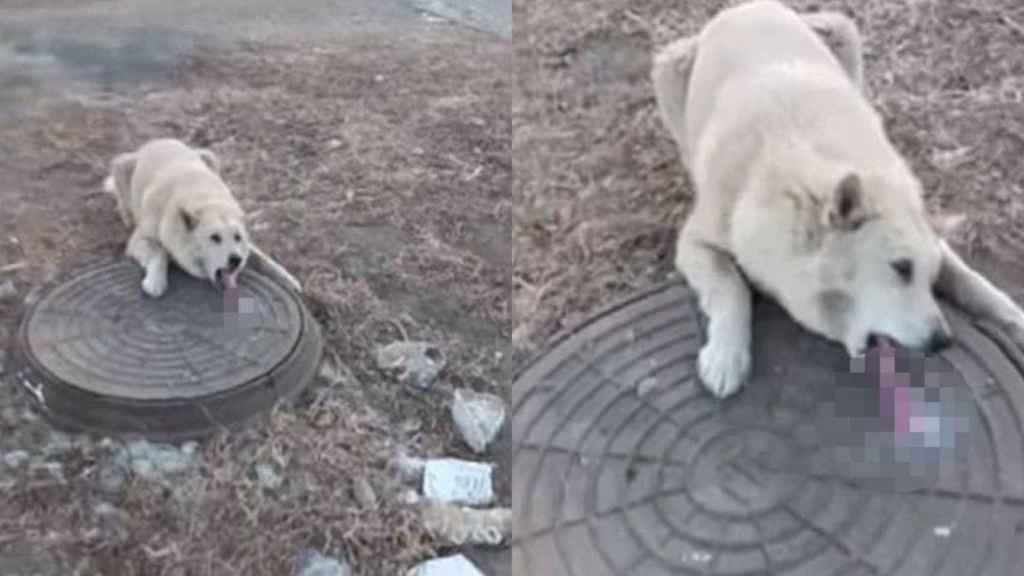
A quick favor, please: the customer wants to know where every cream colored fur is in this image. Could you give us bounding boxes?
[103,138,302,297]
[652,0,1024,398]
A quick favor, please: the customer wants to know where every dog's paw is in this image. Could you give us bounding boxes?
[697,340,751,398]
[141,272,168,298]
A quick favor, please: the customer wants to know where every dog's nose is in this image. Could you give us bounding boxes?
[926,329,953,353]
[227,254,242,270]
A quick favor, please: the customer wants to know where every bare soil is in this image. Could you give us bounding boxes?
[513,0,1024,351]
[0,30,511,576]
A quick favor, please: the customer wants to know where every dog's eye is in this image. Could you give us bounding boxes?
[890,259,913,284]
[210,233,222,244]
[234,233,241,242]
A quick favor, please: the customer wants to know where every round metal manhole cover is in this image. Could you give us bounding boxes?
[5,258,322,441]
[512,281,1024,576]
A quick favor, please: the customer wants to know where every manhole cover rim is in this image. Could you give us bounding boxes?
[5,255,322,441]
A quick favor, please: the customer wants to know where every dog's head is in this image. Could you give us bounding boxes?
[804,171,956,357]
[177,203,251,290]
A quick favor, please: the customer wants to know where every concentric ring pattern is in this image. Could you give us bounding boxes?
[512,281,1024,576]
[24,261,300,399]
[9,258,321,440]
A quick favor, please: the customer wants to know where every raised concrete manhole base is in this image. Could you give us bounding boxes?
[5,258,322,441]
[512,280,1024,576]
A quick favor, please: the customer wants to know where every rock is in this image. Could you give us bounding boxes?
[406,554,484,576]
[111,440,199,481]
[44,431,75,456]
[3,450,30,468]
[295,550,352,576]
[421,502,512,546]
[352,476,378,511]
[422,458,494,506]
[255,463,284,490]
[0,279,16,300]
[374,341,446,389]
[451,389,505,453]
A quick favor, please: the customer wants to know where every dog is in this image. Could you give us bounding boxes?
[103,138,302,297]
[651,0,1024,398]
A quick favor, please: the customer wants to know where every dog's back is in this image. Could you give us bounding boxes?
[129,139,235,221]
[683,2,858,165]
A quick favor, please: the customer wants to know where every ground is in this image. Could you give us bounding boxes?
[0,2,510,575]
[513,0,1024,352]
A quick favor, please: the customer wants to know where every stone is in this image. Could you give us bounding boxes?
[255,463,284,490]
[296,550,352,576]
[352,476,378,511]
[422,458,494,506]
[374,341,446,389]
[111,440,199,481]
[451,388,506,453]
[3,450,30,468]
[0,279,16,300]
[421,502,512,546]
[406,554,484,576]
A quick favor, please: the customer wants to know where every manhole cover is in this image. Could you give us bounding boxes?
[512,280,1024,576]
[5,258,322,441]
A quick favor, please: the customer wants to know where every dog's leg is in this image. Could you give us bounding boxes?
[935,241,1024,344]
[126,230,169,298]
[800,11,864,90]
[651,35,699,163]
[249,244,303,293]
[676,228,753,398]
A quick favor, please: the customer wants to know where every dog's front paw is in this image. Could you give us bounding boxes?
[697,339,751,398]
[141,272,168,298]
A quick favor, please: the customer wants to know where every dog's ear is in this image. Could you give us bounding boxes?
[196,149,220,173]
[929,212,967,238]
[180,208,198,233]
[827,172,868,231]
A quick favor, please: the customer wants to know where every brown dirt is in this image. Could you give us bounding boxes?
[0,30,510,576]
[513,0,1024,351]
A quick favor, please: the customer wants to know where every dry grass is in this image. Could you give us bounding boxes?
[513,0,1024,350]
[0,30,510,575]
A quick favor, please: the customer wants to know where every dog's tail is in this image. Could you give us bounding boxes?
[651,35,700,164]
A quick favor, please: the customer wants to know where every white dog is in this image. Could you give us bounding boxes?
[651,0,1024,398]
[103,138,302,297]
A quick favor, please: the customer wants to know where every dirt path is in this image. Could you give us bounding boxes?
[0,2,510,575]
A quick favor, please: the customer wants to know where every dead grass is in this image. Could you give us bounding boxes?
[0,30,510,575]
[513,0,1024,349]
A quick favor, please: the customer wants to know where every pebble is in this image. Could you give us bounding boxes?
[406,554,484,576]
[124,440,198,479]
[352,476,378,511]
[374,341,446,389]
[255,463,284,490]
[105,440,199,486]
[0,279,16,300]
[451,389,505,454]
[422,458,494,506]
[3,450,30,468]
[296,550,352,576]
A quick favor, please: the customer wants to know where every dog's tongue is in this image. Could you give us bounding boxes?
[871,336,911,434]
[224,270,239,290]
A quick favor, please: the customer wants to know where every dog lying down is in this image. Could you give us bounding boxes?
[651,1,1024,398]
[103,138,302,298]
